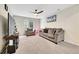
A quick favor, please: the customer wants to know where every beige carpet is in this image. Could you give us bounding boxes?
[15,35,79,54]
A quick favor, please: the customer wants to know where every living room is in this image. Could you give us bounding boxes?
[12,4,79,46]
[0,4,79,54]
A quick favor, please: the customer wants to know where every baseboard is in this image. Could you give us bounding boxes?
[65,40,79,46]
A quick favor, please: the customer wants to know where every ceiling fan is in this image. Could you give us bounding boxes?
[31,9,44,15]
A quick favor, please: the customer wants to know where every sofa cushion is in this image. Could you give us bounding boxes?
[47,34,54,39]
[52,29,56,35]
[43,33,48,36]
[48,29,52,34]
[55,28,62,34]
[48,28,56,35]
[43,28,48,33]
[43,33,54,39]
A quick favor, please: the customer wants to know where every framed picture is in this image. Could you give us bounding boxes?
[47,15,56,22]
[4,4,8,11]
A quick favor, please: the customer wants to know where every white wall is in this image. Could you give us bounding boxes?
[14,16,25,36]
[14,16,40,36]
[0,4,8,52]
[45,5,79,46]
[40,17,47,29]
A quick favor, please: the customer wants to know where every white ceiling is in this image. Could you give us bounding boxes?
[8,4,73,19]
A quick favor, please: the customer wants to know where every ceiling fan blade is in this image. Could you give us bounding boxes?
[37,10,44,14]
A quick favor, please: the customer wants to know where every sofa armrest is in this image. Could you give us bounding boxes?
[54,30,64,42]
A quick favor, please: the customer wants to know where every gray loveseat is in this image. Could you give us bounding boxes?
[39,28,64,44]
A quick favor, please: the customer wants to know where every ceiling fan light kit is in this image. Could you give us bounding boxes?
[34,13,38,16]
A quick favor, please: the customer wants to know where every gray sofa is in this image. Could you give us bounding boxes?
[39,28,64,44]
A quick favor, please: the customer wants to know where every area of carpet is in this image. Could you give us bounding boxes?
[15,35,79,54]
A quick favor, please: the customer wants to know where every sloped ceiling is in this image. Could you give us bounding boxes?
[8,4,73,19]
